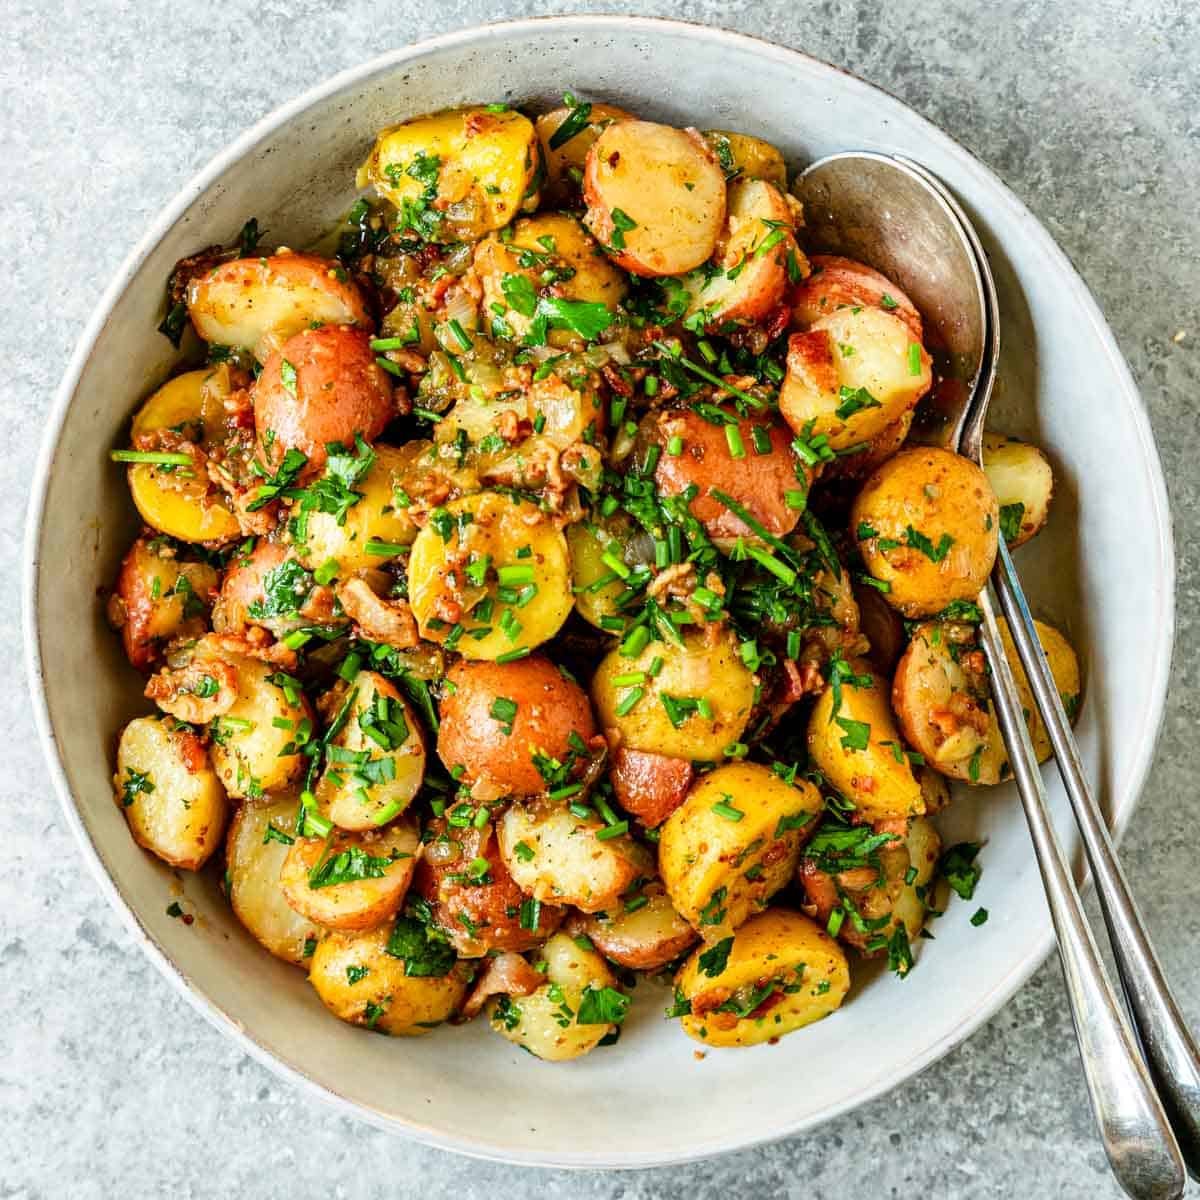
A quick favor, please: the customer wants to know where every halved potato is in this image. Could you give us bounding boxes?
[565,885,696,971]
[213,540,315,638]
[779,307,931,450]
[497,801,653,913]
[407,490,574,660]
[486,932,623,1061]
[683,179,800,327]
[982,432,1054,549]
[675,909,849,1047]
[114,716,227,870]
[361,107,541,242]
[583,120,726,276]
[792,255,923,342]
[279,814,420,930]
[309,923,468,1035]
[853,579,907,673]
[185,252,372,361]
[807,659,925,821]
[314,672,426,830]
[658,762,822,940]
[702,130,788,188]
[608,746,693,828]
[566,516,641,631]
[592,630,757,762]
[852,447,1000,618]
[536,102,634,203]
[226,795,325,966]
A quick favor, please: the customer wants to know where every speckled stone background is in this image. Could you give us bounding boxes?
[3,2,1197,1197]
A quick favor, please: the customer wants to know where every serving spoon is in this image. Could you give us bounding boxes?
[795,152,1190,1200]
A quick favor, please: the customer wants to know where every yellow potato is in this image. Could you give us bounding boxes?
[851,447,1000,618]
[583,120,727,277]
[486,932,623,1061]
[999,616,1081,759]
[658,762,822,940]
[982,432,1055,549]
[407,490,573,660]
[114,716,227,870]
[185,253,371,361]
[313,672,426,831]
[226,796,325,966]
[780,307,931,450]
[566,886,696,971]
[309,923,467,1035]
[702,129,788,188]
[361,107,541,242]
[566,517,632,630]
[535,102,633,203]
[497,802,654,913]
[591,631,757,761]
[675,909,849,1047]
[807,659,925,821]
[127,370,240,544]
[279,814,420,930]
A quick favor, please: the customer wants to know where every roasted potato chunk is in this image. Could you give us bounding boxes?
[536,102,633,204]
[361,107,541,242]
[852,447,1000,617]
[659,762,822,940]
[592,631,757,762]
[608,746,693,828]
[566,515,645,631]
[675,909,849,1047]
[213,540,320,638]
[702,129,788,188]
[486,932,624,1061]
[185,252,372,361]
[309,923,468,1035]
[983,432,1054,549]
[792,255,923,342]
[279,815,419,930]
[565,884,697,971]
[114,716,227,870]
[807,658,925,821]
[583,120,726,276]
[407,490,573,660]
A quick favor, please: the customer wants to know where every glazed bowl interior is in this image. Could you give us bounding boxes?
[26,16,1173,1169]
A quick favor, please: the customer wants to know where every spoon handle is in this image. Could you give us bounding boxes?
[977,589,1184,1199]
[991,541,1200,1179]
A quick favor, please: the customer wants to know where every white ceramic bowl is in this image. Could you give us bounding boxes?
[25,16,1174,1168]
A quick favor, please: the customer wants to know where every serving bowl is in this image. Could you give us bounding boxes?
[24,15,1174,1168]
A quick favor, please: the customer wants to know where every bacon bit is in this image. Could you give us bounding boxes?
[646,562,695,603]
[299,585,339,624]
[461,951,545,1021]
[145,658,238,724]
[336,579,419,649]
[781,659,823,703]
[173,728,211,776]
[851,774,878,794]
[693,1050,707,1061]
[496,409,529,443]
[961,649,986,674]
[601,363,633,397]
[690,986,733,1018]
[747,987,785,1021]
[760,839,791,868]
[207,632,298,671]
[433,591,464,626]
[761,303,791,343]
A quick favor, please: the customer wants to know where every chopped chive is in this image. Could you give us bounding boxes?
[647,655,664,677]
[619,625,651,658]
[908,342,922,376]
[110,450,193,465]
[724,425,746,459]
[369,336,409,351]
[785,489,807,510]
[786,630,801,659]
[696,697,714,720]
[747,544,797,586]
[602,551,631,580]
[643,374,659,397]
[827,908,845,937]
[750,425,772,455]
[697,339,718,364]
[711,799,744,822]
[667,435,683,456]
[610,671,646,687]
[497,563,535,586]
[375,356,405,377]
[595,821,629,841]
[447,319,474,351]
[495,647,531,664]
[615,687,644,717]
[365,540,408,556]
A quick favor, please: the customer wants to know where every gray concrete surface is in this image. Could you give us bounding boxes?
[2,1,1197,1196]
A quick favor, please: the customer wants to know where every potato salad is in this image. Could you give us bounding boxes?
[106,96,1078,1058]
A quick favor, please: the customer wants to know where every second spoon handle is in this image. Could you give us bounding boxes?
[977,589,1183,1200]
[991,539,1200,1179]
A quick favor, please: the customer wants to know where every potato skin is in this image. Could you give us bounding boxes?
[414,818,566,957]
[792,255,923,342]
[659,762,822,940]
[253,326,394,476]
[185,253,372,361]
[114,716,227,870]
[309,924,468,1036]
[486,932,622,1061]
[807,659,925,821]
[652,407,808,541]
[437,656,596,798]
[565,885,696,971]
[226,796,325,966]
[853,580,907,674]
[113,535,218,669]
[982,432,1054,549]
[583,120,726,276]
[279,815,420,930]
[999,616,1081,760]
[592,631,757,761]
[497,801,654,913]
[675,909,850,1047]
[213,540,317,638]
[852,447,1000,618]
[608,746,693,828]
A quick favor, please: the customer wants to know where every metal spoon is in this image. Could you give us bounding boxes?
[795,152,1186,1200]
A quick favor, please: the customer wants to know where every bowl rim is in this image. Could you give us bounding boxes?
[22,13,1176,1170]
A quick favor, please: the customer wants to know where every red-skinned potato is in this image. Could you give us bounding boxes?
[583,121,726,276]
[652,407,809,542]
[185,253,372,362]
[437,656,597,799]
[253,326,394,476]
[608,746,694,828]
[792,255,923,342]
[565,885,697,971]
[110,535,219,670]
[213,540,331,638]
[414,818,565,957]
[536,103,634,203]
